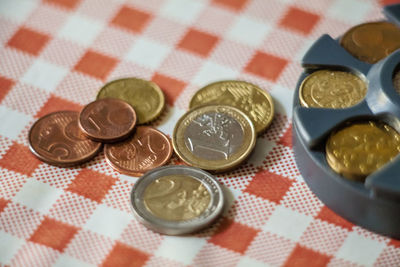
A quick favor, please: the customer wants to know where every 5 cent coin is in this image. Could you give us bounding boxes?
[173,105,256,172]
[97,78,165,124]
[340,22,400,64]
[130,165,224,235]
[79,98,137,143]
[29,111,102,166]
[299,70,367,108]
[104,126,173,176]
[189,80,274,134]
[326,121,400,181]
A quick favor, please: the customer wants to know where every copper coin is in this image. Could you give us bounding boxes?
[29,111,102,167]
[79,98,137,143]
[340,22,400,64]
[104,126,173,176]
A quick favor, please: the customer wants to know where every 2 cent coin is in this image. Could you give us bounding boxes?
[29,111,102,167]
[104,126,173,176]
[79,98,137,143]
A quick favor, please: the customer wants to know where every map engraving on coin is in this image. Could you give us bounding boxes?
[29,111,102,166]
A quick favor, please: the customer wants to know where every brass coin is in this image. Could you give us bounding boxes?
[299,70,367,108]
[97,78,165,124]
[340,22,400,64]
[143,174,211,221]
[394,68,400,94]
[189,80,274,134]
[326,121,400,181]
[173,105,256,172]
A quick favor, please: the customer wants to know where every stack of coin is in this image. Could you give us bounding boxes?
[172,80,274,172]
[29,78,173,175]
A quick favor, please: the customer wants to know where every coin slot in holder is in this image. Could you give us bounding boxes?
[293,4,400,239]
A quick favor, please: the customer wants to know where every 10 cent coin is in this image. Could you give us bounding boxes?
[130,165,224,235]
[173,105,256,172]
[97,78,165,124]
[189,80,274,134]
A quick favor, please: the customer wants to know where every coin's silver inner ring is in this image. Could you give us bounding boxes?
[130,165,224,234]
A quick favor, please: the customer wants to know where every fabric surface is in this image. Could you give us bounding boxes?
[0,0,399,266]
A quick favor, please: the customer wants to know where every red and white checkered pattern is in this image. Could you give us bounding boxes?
[0,0,399,266]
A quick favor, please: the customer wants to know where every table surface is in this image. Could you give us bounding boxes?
[0,0,399,266]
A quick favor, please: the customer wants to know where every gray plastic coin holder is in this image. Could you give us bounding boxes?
[292,4,400,238]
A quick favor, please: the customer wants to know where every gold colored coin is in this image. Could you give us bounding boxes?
[143,175,211,221]
[340,22,400,64]
[97,78,165,124]
[173,105,256,172]
[326,121,400,181]
[394,68,400,95]
[189,80,274,134]
[299,70,367,108]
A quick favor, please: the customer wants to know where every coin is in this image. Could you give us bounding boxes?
[29,111,102,166]
[326,121,400,181]
[340,22,400,64]
[130,165,224,235]
[299,70,367,108]
[104,126,173,176]
[173,105,256,172]
[97,78,165,124]
[189,80,274,134]
[78,98,137,143]
[394,68,400,94]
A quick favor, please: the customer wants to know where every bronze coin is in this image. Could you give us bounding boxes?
[29,111,102,167]
[340,22,400,64]
[104,126,173,176]
[79,98,137,143]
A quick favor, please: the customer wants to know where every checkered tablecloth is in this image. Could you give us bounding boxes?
[1,0,399,266]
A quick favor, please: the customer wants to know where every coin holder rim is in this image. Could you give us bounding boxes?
[292,4,400,239]
[172,104,256,172]
[78,98,137,143]
[130,165,225,235]
[96,77,165,124]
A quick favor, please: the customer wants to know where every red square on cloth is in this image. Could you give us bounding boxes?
[209,218,259,254]
[35,95,82,118]
[283,245,332,267]
[111,6,152,33]
[67,169,116,203]
[7,27,50,56]
[279,7,320,35]
[245,51,288,81]
[245,170,293,204]
[212,0,248,11]
[44,0,81,9]
[29,217,79,252]
[178,29,219,57]
[0,76,14,103]
[74,50,118,80]
[151,73,186,105]
[0,143,41,176]
[317,206,353,231]
[102,242,150,267]
[0,198,10,213]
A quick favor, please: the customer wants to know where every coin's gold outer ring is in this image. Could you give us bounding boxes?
[325,150,366,181]
[298,73,312,108]
[172,104,256,172]
[96,77,165,124]
[188,80,274,135]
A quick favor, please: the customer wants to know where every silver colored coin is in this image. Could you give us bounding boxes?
[130,165,224,235]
